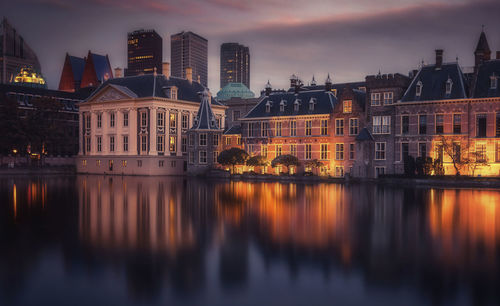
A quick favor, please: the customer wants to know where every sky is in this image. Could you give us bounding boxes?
[2,0,500,93]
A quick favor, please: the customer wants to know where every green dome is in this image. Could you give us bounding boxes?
[216,82,255,101]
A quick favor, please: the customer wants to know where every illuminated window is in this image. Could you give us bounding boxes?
[335,143,344,160]
[305,144,312,160]
[237,137,242,145]
[199,133,207,146]
[496,142,500,162]
[321,119,328,135]
[122,160,127,167]
[371,93,381,106]
[335,166,344,177]
[349,118,358,135]
[435,143,444,161]
[383,92,393,105]
[306,120,312,136]
[276,144,282,157]
[96,159,101,167]
[343,100,352,113]
[261,145,268,157]
[290,121,297,136]
[170,113,177,129]
[335,119,344,136]
[225,137,231,145]
[262,122,268,137]
[375,142,385,160]
[276,122,282,136]
[290,144,296,157]
[169,136,176,152]
[497,112,500,137]
[320,144,328,160]
[476,143,487,162]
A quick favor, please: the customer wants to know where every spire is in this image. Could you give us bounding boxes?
[475,28,491,54]
[325,73,332,84]
[191,88,219,130]
[265,80,272,89]
[311,75,317,86]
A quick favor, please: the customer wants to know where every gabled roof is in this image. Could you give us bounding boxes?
[355,128,374,141]
[243,90,336,119]
[191,89,219,130]
[68,55,85,82]
[473,59,500,98]
[87,74,223,105]
[224,125,242,135]
[401,63,468,102]
[89,53,112,82]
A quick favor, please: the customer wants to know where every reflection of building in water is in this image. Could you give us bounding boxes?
[77,176,195,254]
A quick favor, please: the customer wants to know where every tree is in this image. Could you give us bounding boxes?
[415,157,433,176]
[304,159,323,175]
[246,155,269,173]
[217,148,249,174]
[403,155,416,177]
[271,154,300,174]
[437,135,490,176]
[433,159,445,176]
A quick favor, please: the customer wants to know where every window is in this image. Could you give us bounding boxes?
[141,135,147,152]
[416,81,423,97]
[335,166,344,177]
[182,136,187,153]
[343,100,352,113]
[97,113,102,128]
[435,114,444,134]
[157,135,164,152]
[171,160,176,168]
[85,114,91,130]
[290,144,296,157]
[85,137,91,152]
[276,122,282,136]
[294,100,300,111]
[110,112,115,127]
[123,112,129,127]
[309,98,316,110]
[306,120,312,136]
[123,136,128,152]
[280,100,286,112]
[375,167,385,177]
[435,143,444,161]
[82,159,87,167]
[262,122,268,137]
[401,115,409,134]
[453,114,461,134]
[321,119,328,135]
[170,113,177,129]
[233,110,241,121]
[141,112,147,127]
[305,144,312,160]
[199,151,207,164]
[290,121,297,136]
[446,78,453,95]
[137,160,142,167]
[476,143,486,162]
[349,143,355,160]
[373,116,390,134]
[497,112,500,137]
[349,118,358,135]
[225,137,231,145]
[491,74,498,89]
[182,114,189,129]
[237,137,242,145]
[189,134,194,146]
[109,136,115,152]
[122,160,127,167]
[335,143,344,160]
[383,92,393,105]
[371,93,381,106]
[261,145,268,158]
[419,142,427,158]
[335,119,344,136]
[453,142,461,162]
[199,133,207,146]
[189,152,195,164]
[97,136,102,152]
[276,144,282,157]
[213,151,218,163]
[213,134,219,146]
[418,115,427,135]
[159,160,164,167]
[266,101,271,113]
[477,114,487,137]
[320,144,328,160]
[401,143,409,161]
[375,142,385,160]
[216,117,222,129]
[169,136,176,152]
[96,160,101,167]
[157,112,164,127]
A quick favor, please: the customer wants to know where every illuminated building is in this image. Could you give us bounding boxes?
[76,70,226,175]
[171,31,208,86]
[125,29,163,77]
[220,43,250,89]
[0,18,42,85]
[58,51,113,92]
[11,66,46,88]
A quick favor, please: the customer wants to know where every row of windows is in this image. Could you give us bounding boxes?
[188,151,218,165]
[246,143,356,161]
[371,92,394,106]
[82,159,177,168]
[87,135,189,154]
[399,141,500,162]
[188,133,219,147]
[247,119,359,137]
[266,98,317,113]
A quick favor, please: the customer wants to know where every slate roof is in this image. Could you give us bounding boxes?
[291,81,366,97]
[401,63,468,102]
[355,128,374,141]
[87,74,223,105]
[473,59,500,98]
[242,90,337,119]
[68,55,85,82]
[352,89,367,109]
[224,125,242,135]
[191,89,219,130]
[90,53,112,82]
[475,31,491,54]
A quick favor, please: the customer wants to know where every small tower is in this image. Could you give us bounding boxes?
[474,28,491,72]
[265,80,272,96]
[325,73,332,91]
[311,75,317,86]
[187,88,223,175]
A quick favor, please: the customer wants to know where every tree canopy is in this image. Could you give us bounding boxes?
[217,148,249,173]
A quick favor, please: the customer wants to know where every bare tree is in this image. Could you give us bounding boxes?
[437,135,489,176]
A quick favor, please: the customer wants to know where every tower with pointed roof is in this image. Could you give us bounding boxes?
[187,88,223,174]
[474,29,491,72]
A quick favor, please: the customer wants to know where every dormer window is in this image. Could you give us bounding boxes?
[294,99,301,111]
[491,74,498,89]
[280,100,286,112]
[416,81,423,97]
[309,98,316,111]
[446,78,453,95]
[265,101,272,113]
[164,86,178,100]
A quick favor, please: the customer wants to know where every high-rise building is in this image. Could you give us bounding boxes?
[0,18,41,84]
[220,43,250,89]
[171,31,208,86]
[126,29,163,77]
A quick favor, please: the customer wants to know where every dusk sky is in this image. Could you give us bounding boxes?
[2,0,500,93]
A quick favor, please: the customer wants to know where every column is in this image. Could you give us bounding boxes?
[150,106,157,155]
[130,107,138,155]
[90,111,97,155]
[78,112,83,155]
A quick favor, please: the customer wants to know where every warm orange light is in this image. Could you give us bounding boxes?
[13,184,17,219]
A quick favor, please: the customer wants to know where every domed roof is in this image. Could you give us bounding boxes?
[216,82,255,101]
[11,66,47,88]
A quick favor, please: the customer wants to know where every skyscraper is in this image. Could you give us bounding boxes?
[220,43,250,89]
[126,29,163,77]
[171,31,208,86]
[0,18,41,84]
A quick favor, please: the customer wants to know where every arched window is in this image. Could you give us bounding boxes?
[280,100,286,112]
[445,78,453,95]
[416,81,423,97]
[491,73,498,89]
[294,99,300,111]
[309,98,316,111]
[265,101,272,113]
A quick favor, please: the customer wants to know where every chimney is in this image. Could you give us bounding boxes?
[497,51,500,60]
[435,49,443,69]
[114,68,122,78]
[162,62,170,79]
[185,67,193,83]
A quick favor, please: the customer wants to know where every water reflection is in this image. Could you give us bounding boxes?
[1,175,500,305]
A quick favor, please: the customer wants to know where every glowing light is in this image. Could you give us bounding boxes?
[12,66,46,87]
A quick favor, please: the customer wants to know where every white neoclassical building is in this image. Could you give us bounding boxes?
[76,69,227,175]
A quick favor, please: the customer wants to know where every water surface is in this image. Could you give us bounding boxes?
[1,175,500,306]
